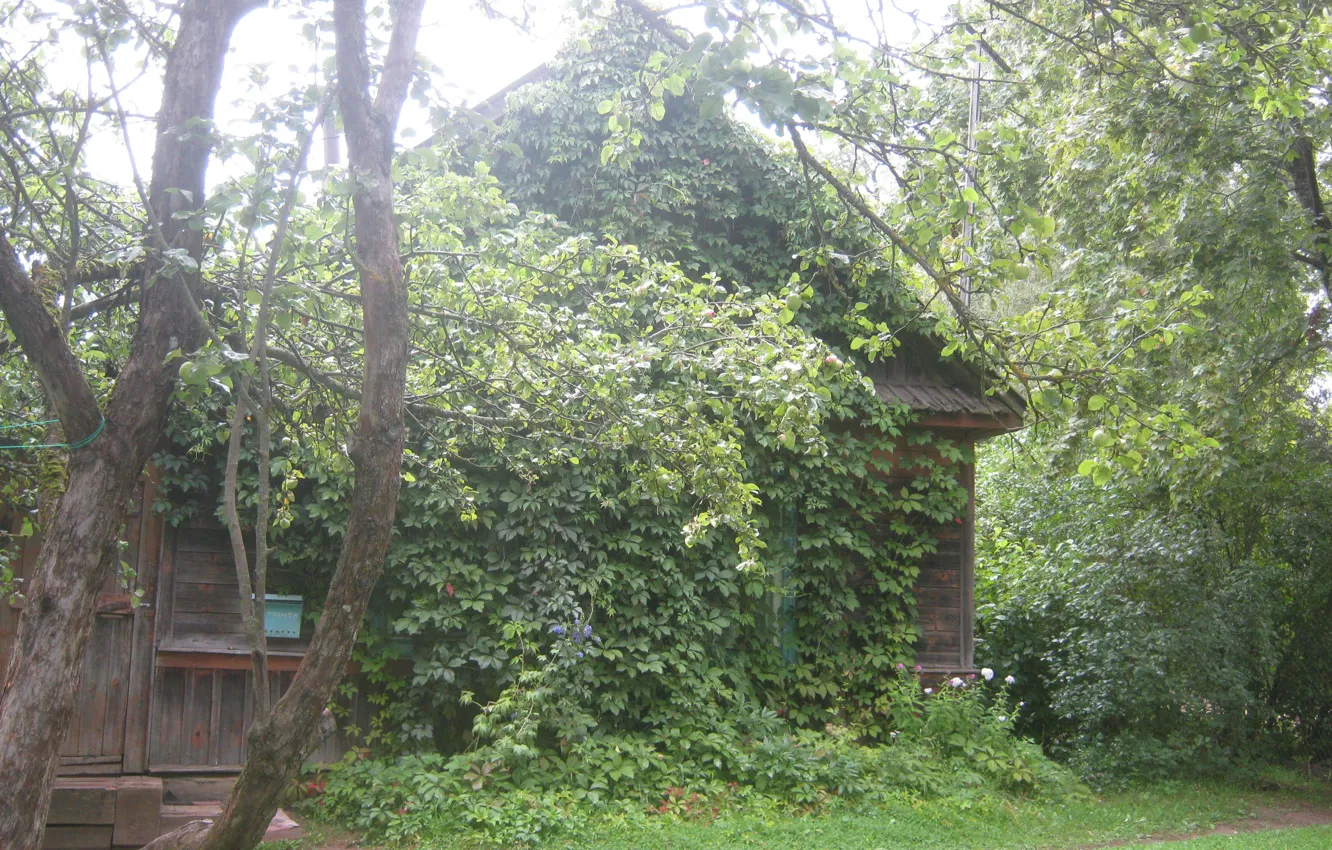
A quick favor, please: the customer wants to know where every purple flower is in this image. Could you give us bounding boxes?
[593,635,602,645]
[583,624,593,639]
[551,625,565,635]
[576,651,584,658]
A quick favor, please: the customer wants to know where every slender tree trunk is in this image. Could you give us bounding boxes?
[143,2,424,847]
[0,4,259,848]
[1285,133,1332,300]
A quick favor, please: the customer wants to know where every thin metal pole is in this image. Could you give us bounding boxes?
[961,56,980,308]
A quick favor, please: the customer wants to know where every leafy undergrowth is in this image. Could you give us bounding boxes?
[300,671,1086,847]
[296,764,1331,849]
[295,667,1330,849]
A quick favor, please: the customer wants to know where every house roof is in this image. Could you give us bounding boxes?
[459,55,1027,437]
[873,377,1015,417]
[868,334,1025,434]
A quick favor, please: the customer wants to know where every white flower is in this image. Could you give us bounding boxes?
[949,677,964,688]
[923,687,933,695]
[1005,675,1016,685]
[981,667,994,681]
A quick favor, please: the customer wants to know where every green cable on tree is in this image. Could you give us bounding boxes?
[0,415,105,451]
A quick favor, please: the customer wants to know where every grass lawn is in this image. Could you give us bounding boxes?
[291,776,1332,849]
[545,779,1332,850]
[1147,828,1332,848]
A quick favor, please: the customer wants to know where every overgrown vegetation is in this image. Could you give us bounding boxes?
[152,20,976,762]
[3,0,1331,846]
[969,0,1332,784]
[306,671,1075,846]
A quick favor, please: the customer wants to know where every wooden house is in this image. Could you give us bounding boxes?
[1,33,1024,849]
[0,332,1018,847]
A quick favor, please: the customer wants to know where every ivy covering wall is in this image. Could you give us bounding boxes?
[155,19,973,752]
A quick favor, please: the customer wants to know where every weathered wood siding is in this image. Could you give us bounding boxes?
[147,525,363,771]
[877,433,976,672]
[3,479,159,774]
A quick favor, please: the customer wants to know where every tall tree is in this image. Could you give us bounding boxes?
[0,3,261,845]
[142,1,425,847]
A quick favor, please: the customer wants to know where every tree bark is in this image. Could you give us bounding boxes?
[1285,133,1332,300]
[0,3,259,848]
[145,2,423,847]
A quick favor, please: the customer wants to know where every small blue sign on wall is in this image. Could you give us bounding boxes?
[264,594,303,638]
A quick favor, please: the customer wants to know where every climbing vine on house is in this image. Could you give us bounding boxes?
[145,21,979,758]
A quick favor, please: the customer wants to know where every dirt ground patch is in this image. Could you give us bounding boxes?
[1086,801,1332,847]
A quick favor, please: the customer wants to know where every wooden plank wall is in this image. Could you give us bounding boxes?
[911,522,968,669]
[874,434,976,672]
[148,664,368,770]
[149,525,364,771]
[156,527,307,655]
[3,480,155,775]
[58,482,143,771]
[157,528,248,654]
[911,446,975,672]
[57,616,134,771]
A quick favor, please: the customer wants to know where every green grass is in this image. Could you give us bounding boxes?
[1141,828,1332,848]
[539,779,1331,850]
[294,773,1331,849]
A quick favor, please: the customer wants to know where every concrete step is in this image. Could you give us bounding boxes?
[47,776,160,849]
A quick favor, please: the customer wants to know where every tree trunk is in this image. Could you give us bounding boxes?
[0,4,258,848]
[143,2,423,847]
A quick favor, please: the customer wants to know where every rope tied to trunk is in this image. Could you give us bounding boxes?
[0,414,105,450]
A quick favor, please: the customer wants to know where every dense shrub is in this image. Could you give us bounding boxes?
[307,670,1079,846]
[976,398,1332,783]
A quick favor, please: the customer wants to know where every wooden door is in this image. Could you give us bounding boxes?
[56,483,150,774]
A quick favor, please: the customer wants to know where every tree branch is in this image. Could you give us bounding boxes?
[0,233,102,439]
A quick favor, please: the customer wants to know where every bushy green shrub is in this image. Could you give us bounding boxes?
[976,400,1332,783]
[307,670,1080,846]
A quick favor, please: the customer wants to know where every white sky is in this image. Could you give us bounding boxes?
[34,0,953,186]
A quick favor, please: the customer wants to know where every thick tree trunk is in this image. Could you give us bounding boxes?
[144,2,423,848]
[0,4,258,848]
